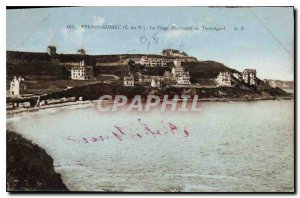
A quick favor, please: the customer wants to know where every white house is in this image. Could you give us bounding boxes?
[243,69,257,85]
[9,76,24,97]
[71,60,94,80]
[172,59,184,77]
[216,72,231,86]
[171,59,191,85]
[123,76,134,86]
[171,67,184,77]
[151,79,161,87]
[177,72,191,85]
[139,56,167,67]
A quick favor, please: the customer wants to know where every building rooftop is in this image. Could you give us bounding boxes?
[124,76,134,81]
[243,69,256,74]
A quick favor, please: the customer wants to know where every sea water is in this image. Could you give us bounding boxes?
[6,100,294,192]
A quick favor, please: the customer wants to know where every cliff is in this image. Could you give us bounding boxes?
[6,131,68,191]
[265,79,294,90]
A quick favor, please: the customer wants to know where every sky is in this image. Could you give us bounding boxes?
[6,7,294,81]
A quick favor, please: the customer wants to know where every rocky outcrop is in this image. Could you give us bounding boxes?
[6,131,68,191]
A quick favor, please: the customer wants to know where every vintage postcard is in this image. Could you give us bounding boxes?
[6,6,294,192]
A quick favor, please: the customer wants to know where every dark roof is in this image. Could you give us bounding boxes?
[71,65,93,70]
[124,76,134,80]
[243,69,256,74]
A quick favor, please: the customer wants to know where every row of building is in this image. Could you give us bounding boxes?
[216,69,257,87]
[7,46,258,97]
[123,59,192,87]
[49,46,197,68]
[68,57,193,86]
[8,63,257,98]
[129,56,197,68]
[131,56,168,67]
[127,49,197,67]
[124,59,258,88]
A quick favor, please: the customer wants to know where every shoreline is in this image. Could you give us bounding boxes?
[6,100,93,116]
[6,96,294,116]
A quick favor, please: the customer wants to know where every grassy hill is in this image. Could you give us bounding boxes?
[6,50,288,98]
[7,51,239,81]
[182,61,240,84]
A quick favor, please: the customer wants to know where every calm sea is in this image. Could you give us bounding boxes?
[6,100,294,192]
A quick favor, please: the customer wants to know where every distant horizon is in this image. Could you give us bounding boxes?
[7,7,294,81]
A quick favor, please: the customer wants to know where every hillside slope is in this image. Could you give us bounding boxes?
[6,51,287,97]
